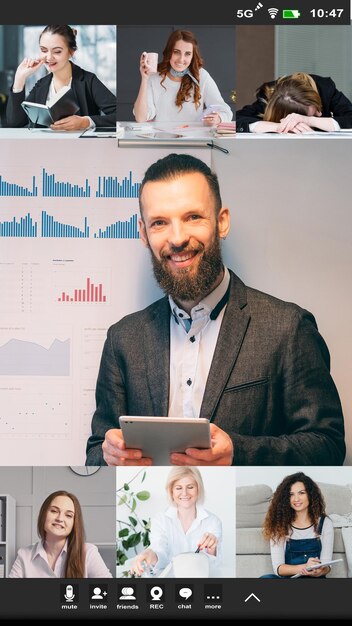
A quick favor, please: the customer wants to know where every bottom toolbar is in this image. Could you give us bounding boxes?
[0,578,351,620]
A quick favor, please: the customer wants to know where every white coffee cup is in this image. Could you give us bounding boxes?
[142,51,158,74]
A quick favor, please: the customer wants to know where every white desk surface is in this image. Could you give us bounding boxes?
[0,123,234,142]
[236,131,352,139]
[117,120,235,141]
[0,128,83,139]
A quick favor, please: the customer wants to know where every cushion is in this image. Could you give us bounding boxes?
[236,527,270,554]
[318,482,352,515]
[236,484,272,528]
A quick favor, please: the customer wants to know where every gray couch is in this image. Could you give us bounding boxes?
[236,482,352,578]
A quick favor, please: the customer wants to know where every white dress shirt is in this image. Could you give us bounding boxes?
[144,68,233,122]
[8,540,112,578]
[168,267,230,419]
[46,78,95,128]
[149,504,222,577]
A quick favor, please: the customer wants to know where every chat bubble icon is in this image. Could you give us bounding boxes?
[179,587,193,600]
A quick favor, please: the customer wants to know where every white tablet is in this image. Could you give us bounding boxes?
[306,558,343,571]
[119,416,211,466]
[290,558,343,578]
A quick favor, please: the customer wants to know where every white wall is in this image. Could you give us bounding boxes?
[236,466,352,488]
[214,136,352,465]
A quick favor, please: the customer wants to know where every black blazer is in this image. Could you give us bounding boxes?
[85,270,345,467]
[236,74,352,132]
[6,62,116,128]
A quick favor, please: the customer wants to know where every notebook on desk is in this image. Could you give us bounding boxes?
[21,87,79,127]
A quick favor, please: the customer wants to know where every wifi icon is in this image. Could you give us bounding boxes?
[268,7,279,19]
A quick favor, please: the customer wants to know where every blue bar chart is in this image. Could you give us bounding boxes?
[0,212,38,237]
[93,213,140,239]
[0,212,140,239]
[41,211,90,238]
[0,174,38,197]
[95,171,140,198]
[42,168,91,197]
[0,168,141,198]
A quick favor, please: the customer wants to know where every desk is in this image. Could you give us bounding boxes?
[0,128,83,139]
[116,121,235,146]
[238,131,352,139]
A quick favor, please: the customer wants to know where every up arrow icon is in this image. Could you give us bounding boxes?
[244,593,261,603]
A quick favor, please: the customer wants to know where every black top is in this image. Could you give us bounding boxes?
[236,74,352,132]
[6,62,116,128]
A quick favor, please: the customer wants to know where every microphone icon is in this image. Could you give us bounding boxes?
[64,584,75,602]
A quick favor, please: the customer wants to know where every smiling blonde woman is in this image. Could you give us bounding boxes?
[130,467,222,577]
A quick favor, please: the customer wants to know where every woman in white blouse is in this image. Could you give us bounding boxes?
[130,466,222,577]
[261,472,334,578]
[133,30,233,125]
[9,490,112,578]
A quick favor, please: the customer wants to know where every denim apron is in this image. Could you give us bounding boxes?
[285,515,325,575]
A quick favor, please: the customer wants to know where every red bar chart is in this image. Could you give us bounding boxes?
[57,277,107,303]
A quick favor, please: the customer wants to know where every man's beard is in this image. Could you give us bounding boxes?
[148,231,224,303]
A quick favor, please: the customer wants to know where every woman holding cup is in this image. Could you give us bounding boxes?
[133,30,232,125]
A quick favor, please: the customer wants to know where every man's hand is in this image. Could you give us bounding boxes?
[170,423,233,466]
[102,428,152,466]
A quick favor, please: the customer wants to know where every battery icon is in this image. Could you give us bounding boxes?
[283,9,301,19]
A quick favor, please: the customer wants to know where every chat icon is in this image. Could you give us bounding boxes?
[178,586,193,601]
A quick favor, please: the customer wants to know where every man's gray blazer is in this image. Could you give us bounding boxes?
[86,270,345,466]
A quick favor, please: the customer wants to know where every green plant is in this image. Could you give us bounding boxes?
[116,469,151,575]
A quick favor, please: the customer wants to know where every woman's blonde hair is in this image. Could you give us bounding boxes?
[165,467,205,505]
[263,72,322,122]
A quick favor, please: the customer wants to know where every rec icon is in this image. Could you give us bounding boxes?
[147,584,165,608]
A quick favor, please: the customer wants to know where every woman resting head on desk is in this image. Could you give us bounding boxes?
[9,490,112,578]
[260,472,334,578]
[236,72,352,133]
[129,467,222,577]
[6,24,116,131]
[133,29,233,125]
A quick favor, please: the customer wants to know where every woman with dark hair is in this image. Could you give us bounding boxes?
[236,72,352,133]
[261,472,334,578]
[9,490,112,577]
[133,30,232,124]
[7,25,116,130]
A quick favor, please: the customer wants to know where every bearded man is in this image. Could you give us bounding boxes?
[86,153,345,467]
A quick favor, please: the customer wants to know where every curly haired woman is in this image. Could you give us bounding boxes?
[261,472,334,578]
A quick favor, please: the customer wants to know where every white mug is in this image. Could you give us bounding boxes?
[142,51,158,74]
